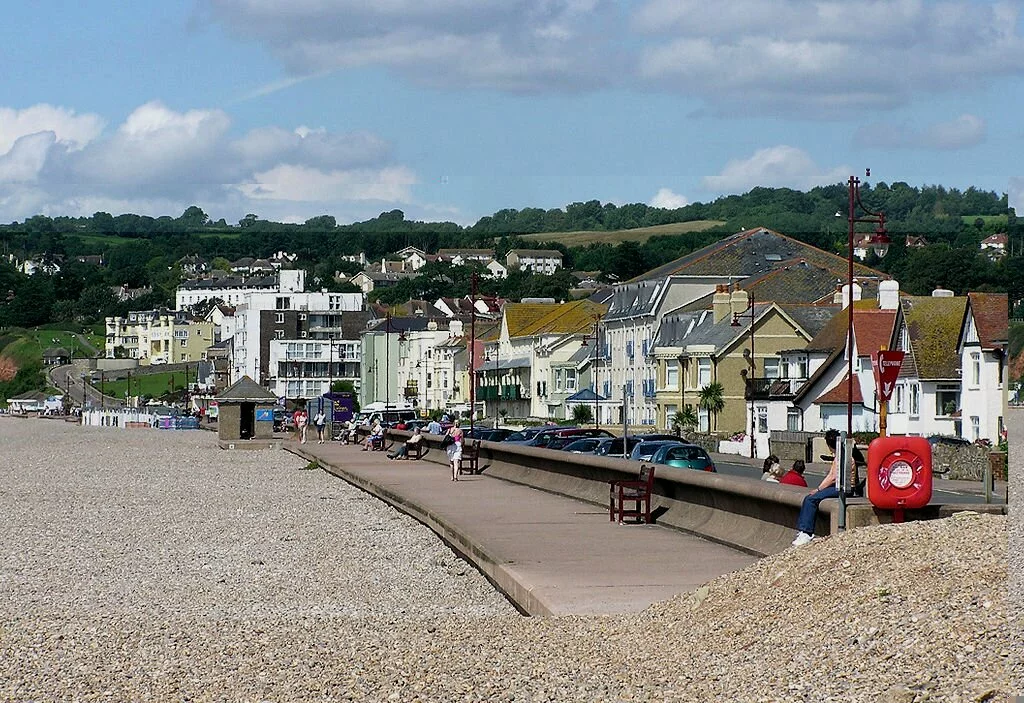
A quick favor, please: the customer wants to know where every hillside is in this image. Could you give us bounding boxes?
[518,220,724,247]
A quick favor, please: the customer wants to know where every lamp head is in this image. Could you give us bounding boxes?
[871,232,890,259]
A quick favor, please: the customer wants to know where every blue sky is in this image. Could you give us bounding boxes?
[1,0,1022,226]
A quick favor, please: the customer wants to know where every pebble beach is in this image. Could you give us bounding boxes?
[0,419,1016,702]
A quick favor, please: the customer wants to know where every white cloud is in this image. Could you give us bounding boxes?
[854,114,987,150]
[1010,177,1024,216]
[702,146,848,194]
[239,164,416,203]
[648,187,688,209]
[0,101,430,224]
[204,0,619,92]
[0,104,104,154]
[634,0,1024,114]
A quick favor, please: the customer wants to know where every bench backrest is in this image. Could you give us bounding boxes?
[638,464,656,489]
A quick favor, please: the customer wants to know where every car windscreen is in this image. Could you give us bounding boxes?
[666,446,706,461]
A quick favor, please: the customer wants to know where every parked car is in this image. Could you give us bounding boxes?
[559,437,606,454]
[593,436,643,458]
[632,433,683,442]
[651,443,717,472]
[631,440,685,462]
[465,426,516,442]
[534,428,613,450]
[502,426,550,444]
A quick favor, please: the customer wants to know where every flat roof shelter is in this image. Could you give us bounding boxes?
[215,376,278,441]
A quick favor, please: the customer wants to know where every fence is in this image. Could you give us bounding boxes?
[81,409,200,430]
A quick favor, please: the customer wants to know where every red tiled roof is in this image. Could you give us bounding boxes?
[854,309,897,358]
[966,292,1008,349]
[814,374,863,405]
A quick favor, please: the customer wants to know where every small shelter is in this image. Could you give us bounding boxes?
[6,390,49,413]
[215,376,278,441]
[42,347,71,366]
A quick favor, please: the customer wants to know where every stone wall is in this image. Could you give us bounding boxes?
[931,443,990,481]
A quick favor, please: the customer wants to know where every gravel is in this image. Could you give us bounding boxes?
[0,419,1015,701]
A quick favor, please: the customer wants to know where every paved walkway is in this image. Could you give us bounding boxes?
[289,440,759,616]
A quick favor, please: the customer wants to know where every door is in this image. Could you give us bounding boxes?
[240,402,255,439]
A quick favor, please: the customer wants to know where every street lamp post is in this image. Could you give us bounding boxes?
[731,292,756,459]
[845,170,890,506]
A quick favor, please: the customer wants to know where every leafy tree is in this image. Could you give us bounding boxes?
[671,405,698,435]
[571,404,593,425]
[698,383,725,431]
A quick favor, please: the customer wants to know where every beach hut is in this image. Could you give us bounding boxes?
[215,376,278,441]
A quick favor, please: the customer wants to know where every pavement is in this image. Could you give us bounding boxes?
[289,439,760,617]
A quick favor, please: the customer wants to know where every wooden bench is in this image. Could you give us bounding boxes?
[458,441,481,475]
[609,464,656,524]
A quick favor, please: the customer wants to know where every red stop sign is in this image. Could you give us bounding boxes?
[875,350,905,402]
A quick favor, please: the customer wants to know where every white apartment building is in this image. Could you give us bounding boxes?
[505,249,563,275]
[176,268,306,309]
[956,292,1008,443]
[230,291,363,384]
[267,338,361,400]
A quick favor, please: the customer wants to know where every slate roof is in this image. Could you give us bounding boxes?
[504,300,607,338]
[899,296,968,380]
[179,275,277,290]
[814,374,864,405]
[565,388,604,402]
[654,303,778,354]
[42,347,70,358]
[964,292,1008,350]
[779,304,841,340]
[508,249,563,258]
[632,227,884,283]
[216,376,277,403]
[605,279,671,321]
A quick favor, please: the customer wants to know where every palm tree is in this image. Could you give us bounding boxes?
[698,382,725,431]
[572,404,593,425]
[671,404,698,436]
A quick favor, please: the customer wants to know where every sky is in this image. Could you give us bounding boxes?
[0,0,1022,227]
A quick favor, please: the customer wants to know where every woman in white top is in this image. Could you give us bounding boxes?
[446,421,464,481]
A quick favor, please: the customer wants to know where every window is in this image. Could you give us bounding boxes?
[971,416,980,440]
[787,407,802,432]
[909,383,920,416]
[602,381,610,398]
[274,330,284,340]
[665,364,679,390]
[894,384,904,413]
[625,380,634,397]
[275,312,285,324]
[757,405,768,433]
[763,358,781,379]
[180,339,187,347]
[697,358,711,388]
[275,297,290,310]
[565,369,577,392]
[300,330,307,338]
[626,340,634,359]
[971,352,981,386]
[554,368,564,392]
[698,408,709,432]
[935,384,959,417]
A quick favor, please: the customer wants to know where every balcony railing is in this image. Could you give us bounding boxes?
[746,377,803,400]
[478,385,524,401]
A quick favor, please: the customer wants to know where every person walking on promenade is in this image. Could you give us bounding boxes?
[313,408,327,444]
[760,454,782,482]
[792,429,844,546]
[446,421,464,481]
[294,407,309,444]
[780,459,808,487]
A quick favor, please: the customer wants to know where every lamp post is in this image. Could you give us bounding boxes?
[846,170,890,501]
[731,292,756,459]
[469,273,478,438]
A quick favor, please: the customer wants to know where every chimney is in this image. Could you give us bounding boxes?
[712,285,731,323]
[932,288,954,298]
[730,286,750,316]
[878,280,900,310]
[840,281,862,309]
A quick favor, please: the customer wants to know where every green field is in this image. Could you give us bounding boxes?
[0,326,102,366]
[93,370,186,400]
[960,214,1008,227]
[519,220,724,248]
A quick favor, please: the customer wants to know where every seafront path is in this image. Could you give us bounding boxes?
[290,440,759,616]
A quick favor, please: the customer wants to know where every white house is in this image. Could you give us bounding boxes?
[980,233,1008,258]
[505,249,563,275]
[956,292,1008,443]
[176,269,306,309]
[484,259,508,279]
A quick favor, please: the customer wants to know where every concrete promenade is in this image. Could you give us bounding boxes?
[290,440,759,616]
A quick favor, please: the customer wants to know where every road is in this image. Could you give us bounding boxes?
[48,364,123,409]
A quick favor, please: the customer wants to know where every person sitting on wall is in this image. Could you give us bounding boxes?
[388,427,423,460]
[792,429,847,547]
[780,459,808,487]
